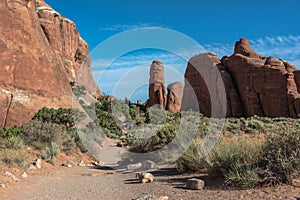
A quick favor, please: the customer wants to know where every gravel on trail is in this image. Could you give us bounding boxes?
[0,165,300,200]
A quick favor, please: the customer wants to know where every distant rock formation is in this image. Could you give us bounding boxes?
[0,0,100,128]
[182,38,300,118]
[166,82,184,113]
[145,61,167,109]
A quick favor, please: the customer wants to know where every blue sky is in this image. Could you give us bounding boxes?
[49,0,300,102]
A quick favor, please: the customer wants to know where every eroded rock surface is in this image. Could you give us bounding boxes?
[145,61,167,109]
[182,38,300,118]
[166,82,184,113]
[0,0,100,127]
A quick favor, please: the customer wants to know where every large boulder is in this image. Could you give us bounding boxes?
[166,82,184,113]
[145,61,167,109]
[0,0,100,128]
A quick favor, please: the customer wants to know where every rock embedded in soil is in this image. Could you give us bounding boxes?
[26,164,37,171]
[21,172,28,178]
[35,159,42,169]
[5,172,20,182]
[186,178,205,190]
[142,160,157,170]
[78,160,85,167]
[136,172,154,183]
[127,163,142,170]
[133,195,169,200]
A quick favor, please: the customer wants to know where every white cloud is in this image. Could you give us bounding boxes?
[202,43,233,57]
[249,35,300,63]
[203,35,300,66]
[99,23,167,31]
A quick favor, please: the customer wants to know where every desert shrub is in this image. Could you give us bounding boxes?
[42,142,60,162]
[27,107,87,153]
[21,119,76,154]
[1,149,28,168]
[71,83,87,98]
[0,126,23,149]
[259,127,300,185]
[129,104,139,120]
[94,99,123,138]
[176,135,263,188]
[224,163,261,189]
[176,139,209,173]
[208,135,263,188]
[33,107,80,129]
[145,107,167,125]
[127,114,180,153]
[69,130,88,153]
[3,135,24,150]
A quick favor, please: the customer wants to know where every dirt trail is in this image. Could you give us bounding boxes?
[0,138,300,200]
[1,164,300,200]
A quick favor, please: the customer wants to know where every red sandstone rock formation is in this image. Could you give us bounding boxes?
[0,0,100,128]
[182,38,300,118]
[145,61,167,109]
[166,82,184,113]
[182,53,242,117]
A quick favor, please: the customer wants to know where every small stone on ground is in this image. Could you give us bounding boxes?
[186,178,205,190]
[35,159,42,169]
[21,172,28,178]
[5,172,20,182]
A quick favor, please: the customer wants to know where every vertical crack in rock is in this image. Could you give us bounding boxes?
[0,0,101,128]
[4,93,13,128]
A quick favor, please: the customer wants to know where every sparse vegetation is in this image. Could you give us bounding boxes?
[0,107,87,169]
[175,117,300,188]
[1,97,300,189]
[42,142,60,163]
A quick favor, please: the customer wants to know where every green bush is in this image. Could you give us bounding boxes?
[260,127,300,185]
[71,83,87,98]
[33,107,79,129]
[69,130,88,153]
[21,119,76,154]
[0,126,23,149]
[42,142,60,162]
[94,99,123,138]
[145,107,167,125]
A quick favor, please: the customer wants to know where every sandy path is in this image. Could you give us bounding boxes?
[1,138,300,200]
[1,165,300,200]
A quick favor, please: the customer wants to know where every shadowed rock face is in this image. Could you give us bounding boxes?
[182,38,300,118]
[146,61,167,109]
[166,82,184,113]
[0,0,100,128]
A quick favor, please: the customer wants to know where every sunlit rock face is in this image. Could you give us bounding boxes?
[182,39,300,118]
[166,82,184,113]
[0,0,100,128]
[145,61,167,109]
